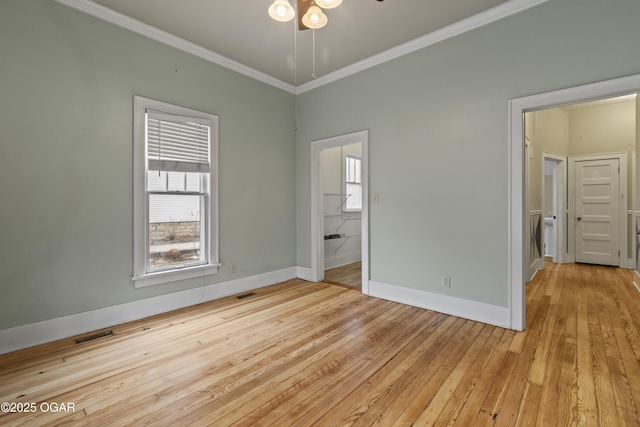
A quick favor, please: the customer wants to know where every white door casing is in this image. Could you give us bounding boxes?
[542,153,568,265]
[573,157,620,266]
[310,130,369,293]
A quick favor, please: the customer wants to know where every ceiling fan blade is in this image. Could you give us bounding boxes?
[297,0,312,30]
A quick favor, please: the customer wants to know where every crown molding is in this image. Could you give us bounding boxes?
[54,0,547,95]
[53,0,297,93]
[296,0,549,93]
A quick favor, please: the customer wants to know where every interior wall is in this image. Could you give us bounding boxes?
[527,108,570,212]
[295,0,640,308]
[569,101,636,207]
[0,0,297,330]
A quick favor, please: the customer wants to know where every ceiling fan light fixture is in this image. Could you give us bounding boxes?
[268,0,295,22]
[302,5,328,29]
[314,0,342,9]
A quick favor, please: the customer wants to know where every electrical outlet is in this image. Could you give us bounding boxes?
[231,263,237,273]
[443,277,451,288]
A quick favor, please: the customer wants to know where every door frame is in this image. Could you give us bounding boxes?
[509,73,640,331]
[568,153,627,267]
[542,152,568,265]
[311,130,369,293]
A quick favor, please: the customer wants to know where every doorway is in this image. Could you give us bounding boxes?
[321,144,362,289]
[508,73,640,331]
[542,153,567,265]
[310,130,369,294]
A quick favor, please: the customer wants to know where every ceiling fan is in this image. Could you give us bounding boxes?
[269,0,384,30]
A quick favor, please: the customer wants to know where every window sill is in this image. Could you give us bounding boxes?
[132,263,220,288]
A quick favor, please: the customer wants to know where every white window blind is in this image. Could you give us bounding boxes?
[146,111,211,173]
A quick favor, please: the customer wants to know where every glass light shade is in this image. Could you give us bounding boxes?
[315,0,342,9]
[302,5,328,29]
[268,0,295,22]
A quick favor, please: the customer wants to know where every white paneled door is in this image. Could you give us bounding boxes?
[574,158,620,266]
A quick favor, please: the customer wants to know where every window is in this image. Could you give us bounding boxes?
[133,96,219,287]
[345,154,362,211]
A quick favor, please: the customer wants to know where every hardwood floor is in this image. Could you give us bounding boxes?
[1,262,640,426]
[324,261,361,290]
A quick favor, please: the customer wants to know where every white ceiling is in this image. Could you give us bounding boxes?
[58,0,543,91]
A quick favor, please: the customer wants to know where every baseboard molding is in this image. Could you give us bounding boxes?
[620,258,636,270]
[0,267,298,355]
[368,280,511,329]
[528,258,543,282]
[324,253,361,270]
[296,266,315,282]
[633,270,640,294]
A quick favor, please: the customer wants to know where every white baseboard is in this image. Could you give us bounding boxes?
[633,270,640,293]
[620,258,636,270]
[296,266,315,282]
[368,280,511,329]
[0,267,299,355]
[528,258,543,282]
[324,252,361,270]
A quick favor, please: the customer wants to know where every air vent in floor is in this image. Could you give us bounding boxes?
[236,292,255,300]
[75,330,114,344]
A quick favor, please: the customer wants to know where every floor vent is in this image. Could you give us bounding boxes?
[75,330,114,344]
[236,292,255,300]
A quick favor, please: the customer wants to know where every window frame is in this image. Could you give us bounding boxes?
[343,153,362,212]
[132,96,219,287]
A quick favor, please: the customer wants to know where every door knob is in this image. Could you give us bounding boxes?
[577,217,582,222]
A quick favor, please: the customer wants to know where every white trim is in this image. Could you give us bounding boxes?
[52,0,295,93]
[634,270,640,293]
[626,209,636,270]
[368,280,510,329]
[296,0,549,93]
[132,263,222,288]
[509,73,640,332]
[542,152,568,264]
[133,96,220,287]
[54,0,546,94]
[631,152,637,270]
[311,131,369,293]
[324,252,362,271]
[0,267,299,355]
[296,266,315,282]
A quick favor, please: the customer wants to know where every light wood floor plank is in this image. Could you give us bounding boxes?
[2,261,640,426]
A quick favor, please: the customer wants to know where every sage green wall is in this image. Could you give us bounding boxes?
[0,1,296,329]
[295,0,640,307]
